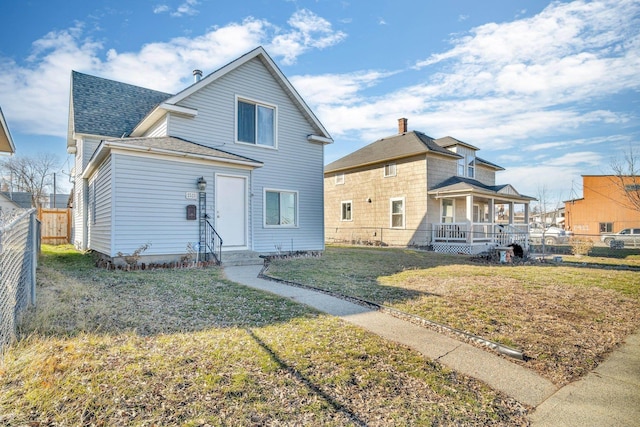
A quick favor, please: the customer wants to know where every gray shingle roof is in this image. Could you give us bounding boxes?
[71,71,172,138]
[428,176,535,200]
[325,131,459,173]
[1,192,33,208]
[101,136,263,166]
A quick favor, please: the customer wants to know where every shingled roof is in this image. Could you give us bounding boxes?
[83,136,263,178]
[69,71,172,144]
[428,176,535,201]
[325,131,460,173]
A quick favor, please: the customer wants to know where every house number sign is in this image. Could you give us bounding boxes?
[185,192,197,200]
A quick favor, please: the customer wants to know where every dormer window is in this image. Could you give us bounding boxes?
[455,147,475,178]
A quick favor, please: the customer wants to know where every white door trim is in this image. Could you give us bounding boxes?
[215,173,249,251]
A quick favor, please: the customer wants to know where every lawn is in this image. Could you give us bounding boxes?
[265,245,640,385]
[1,245,529,426]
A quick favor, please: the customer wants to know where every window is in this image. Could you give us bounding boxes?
[599,222,613,233]
[390,197,405,228]
[265,189,297,227]
[237,99,275,147]
[384,163,397,177]
[341,201,352,221]
[467,155,475,178]
[455,147,476,178]
[442,199,454,223]
[335,173,344,185]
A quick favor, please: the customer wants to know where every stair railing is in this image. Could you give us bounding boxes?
[204,218,223,264]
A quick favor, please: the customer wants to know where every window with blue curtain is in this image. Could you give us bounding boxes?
[238,100,275,147]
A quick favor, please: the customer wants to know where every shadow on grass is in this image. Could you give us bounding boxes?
[246,328,368,427]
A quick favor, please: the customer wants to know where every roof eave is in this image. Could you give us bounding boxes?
[82,140,263,178]
[130,103,198,137]
[163,46,332,141]
[308,134,333,145]
[0,107,16,154]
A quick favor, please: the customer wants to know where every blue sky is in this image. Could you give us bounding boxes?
[1,0,638,200]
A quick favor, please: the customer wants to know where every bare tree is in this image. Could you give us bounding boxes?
[0,153,60,208]
[610,145,640,212]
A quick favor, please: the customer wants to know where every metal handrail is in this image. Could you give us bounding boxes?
[204,218,223,264]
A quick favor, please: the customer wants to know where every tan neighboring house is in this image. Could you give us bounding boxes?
[324,118,535,254]
[564,175,640,238]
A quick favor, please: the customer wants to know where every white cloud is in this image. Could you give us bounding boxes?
[305,0,640,147]
[268,9,346,65]
[172,0,199,17]
[153,5,169,14]
[153,0,199,17]
[0,10,347,136]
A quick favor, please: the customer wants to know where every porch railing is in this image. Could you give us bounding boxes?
[433,222,528,247]
[204,218,223,264]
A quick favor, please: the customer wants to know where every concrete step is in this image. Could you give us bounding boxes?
[220,250,265,267]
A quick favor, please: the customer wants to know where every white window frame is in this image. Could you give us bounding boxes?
[341,200,353,221]
[335,173,345,185]
[384,163,397,177]
[264,188,298,228]
[235,95,278,149]
[441,199,455,223]
[390,197,405,229]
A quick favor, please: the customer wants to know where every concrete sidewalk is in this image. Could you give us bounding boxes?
[223,265,640,425]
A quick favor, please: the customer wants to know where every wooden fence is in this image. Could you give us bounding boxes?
[38,208,71,245]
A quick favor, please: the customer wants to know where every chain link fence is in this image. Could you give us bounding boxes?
[1,209,39,353]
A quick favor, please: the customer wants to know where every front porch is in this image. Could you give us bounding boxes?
[428,177,535,255]
[431,222,529,254]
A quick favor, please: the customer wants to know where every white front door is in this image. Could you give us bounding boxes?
[215,175,247,249]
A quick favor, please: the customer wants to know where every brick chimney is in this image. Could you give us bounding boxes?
[398,117,408,134]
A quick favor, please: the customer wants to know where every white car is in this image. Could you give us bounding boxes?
[600,228,640,247]
[529,224,570,245]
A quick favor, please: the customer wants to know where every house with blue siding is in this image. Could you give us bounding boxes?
[67,47,332,264]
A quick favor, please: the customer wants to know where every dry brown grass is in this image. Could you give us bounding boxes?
[267,245,640,385]
[0,245,530,426]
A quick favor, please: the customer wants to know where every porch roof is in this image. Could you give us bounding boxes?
[428,176,536,203]
[83,136,263,178]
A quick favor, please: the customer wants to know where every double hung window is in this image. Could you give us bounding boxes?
[390,198,405,228]
[237,99,275,147]
[341,201,352,221]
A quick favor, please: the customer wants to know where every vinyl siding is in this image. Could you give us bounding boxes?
[167,57,325,253]
[110,151,252,257]
[87,156,112,254]
[144,117,168,137]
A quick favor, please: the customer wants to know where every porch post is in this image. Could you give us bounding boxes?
[466,195,473,243]
[488,198,495,224]
[524,203,530,225]
[508,202,514,225]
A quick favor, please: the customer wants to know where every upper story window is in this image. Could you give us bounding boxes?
[384,163,397,177]
[237,98,276,148]
[335,173,345,185]
[455,147,475,178]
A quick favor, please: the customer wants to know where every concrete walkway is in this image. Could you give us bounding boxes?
[223,265,640,425]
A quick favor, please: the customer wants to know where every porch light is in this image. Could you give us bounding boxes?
[197,176,207,192]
